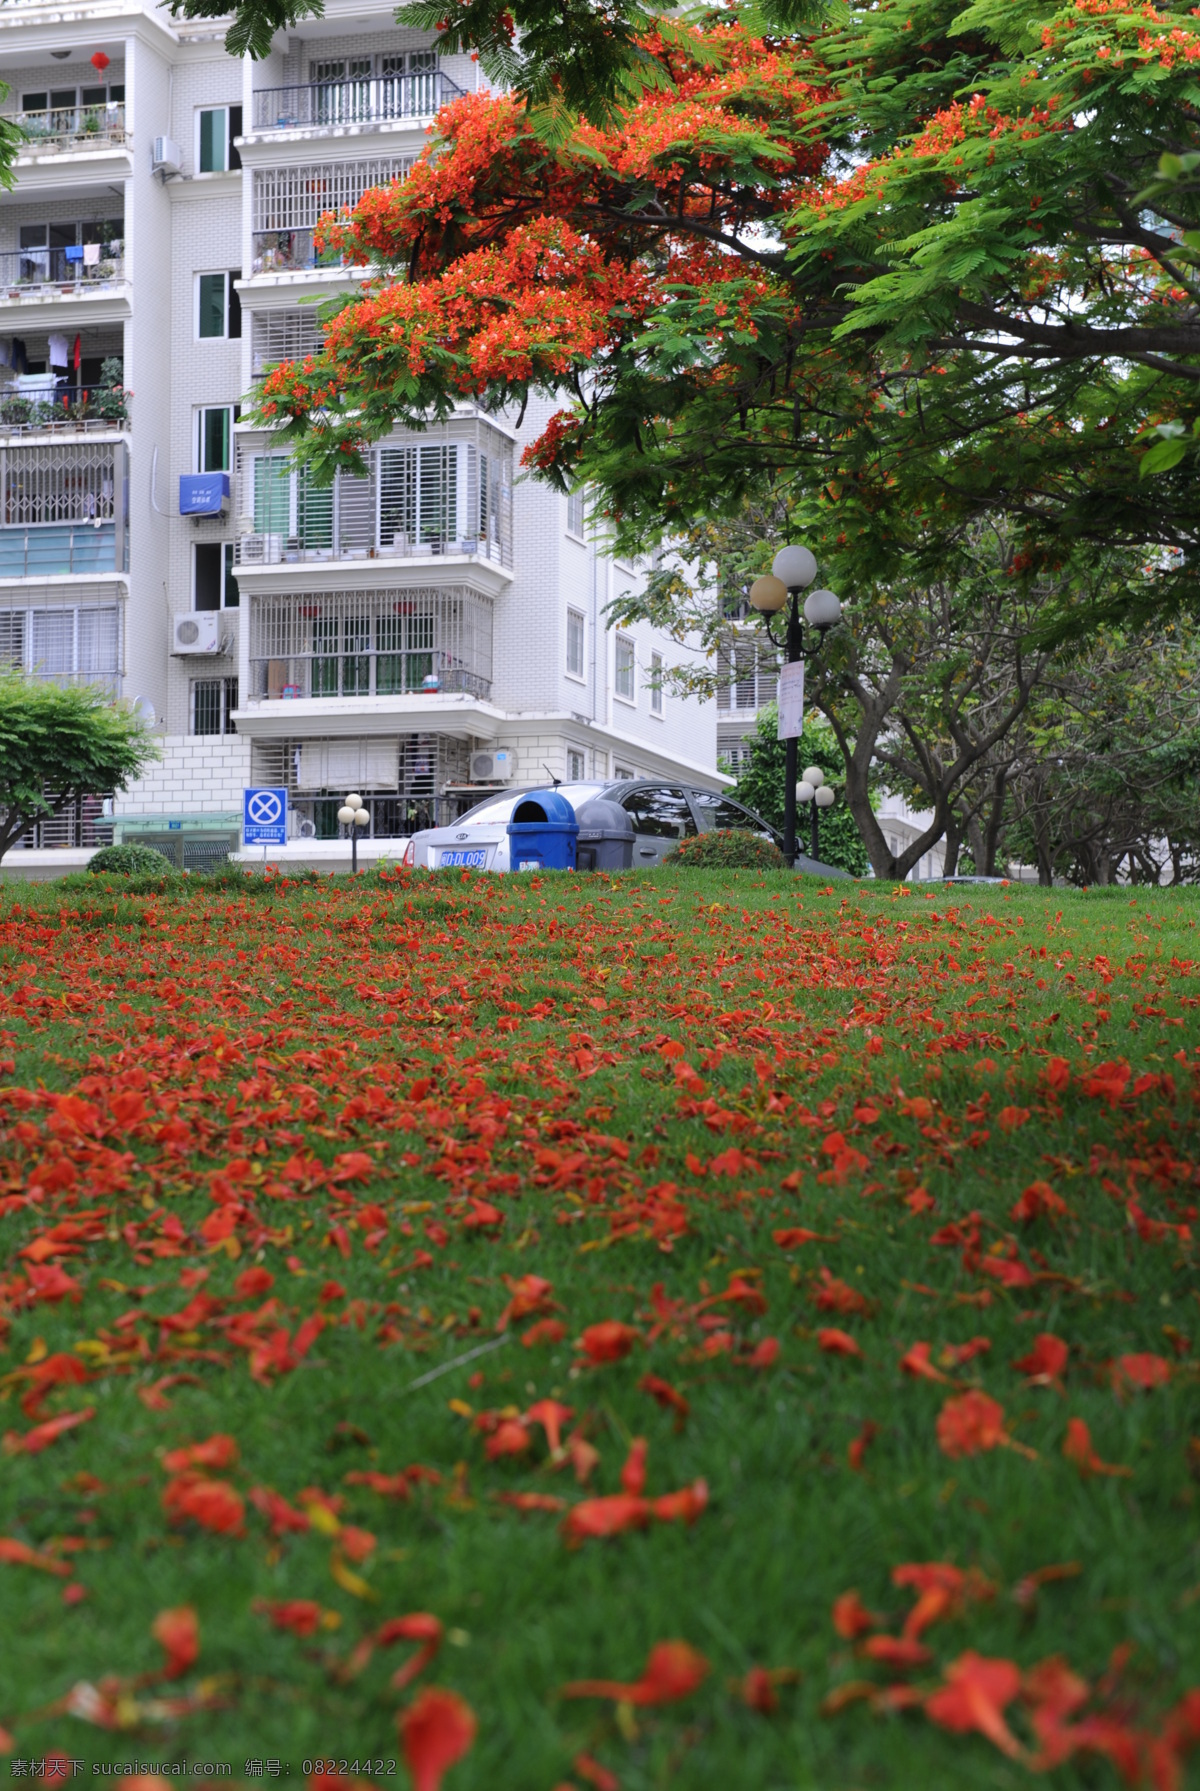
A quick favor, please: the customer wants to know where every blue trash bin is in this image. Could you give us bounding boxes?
[506,789,578,872]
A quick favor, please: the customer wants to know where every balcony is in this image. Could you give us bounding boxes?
[234,426,513,571]
[15,102,128,157]
[247,585,493,704]
[247,156,415,281]
[0,246,125,299]
[0,439,128,577]
[0,385,129,439]
[250,71,463,134]
[251,229,341,277]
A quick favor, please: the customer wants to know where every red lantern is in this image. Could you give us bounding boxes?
[90,50,110,73]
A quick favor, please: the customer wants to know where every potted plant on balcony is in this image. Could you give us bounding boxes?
[90,359,128,423]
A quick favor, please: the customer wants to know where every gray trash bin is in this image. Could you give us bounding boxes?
[574,797,634,872]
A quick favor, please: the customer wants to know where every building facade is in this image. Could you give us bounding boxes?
[0,0,718,869]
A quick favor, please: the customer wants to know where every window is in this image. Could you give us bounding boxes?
[613,764,634,780]
[620,787,697,840]
[197,105,242,172]
[197,406,238,473]
[567,748,586,781]
[197,272,241,341]
[194,543,240,611]
[566,607,585,679]
[0,604,120,686]
[252,453,332,548]
[17,218,123,283]
[379,444,459,547]
[566,487,586,537]
[192,677,239,735]
[650,650,663,715]
[614,634,635,703]
[21,83,124,120]
[691,789,779,844]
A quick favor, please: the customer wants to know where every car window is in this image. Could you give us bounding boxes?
[456,794,522,826]
[452,783,606,828]
[621,786,698,839]
[691,789,778,840]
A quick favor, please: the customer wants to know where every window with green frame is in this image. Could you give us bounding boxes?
[311,614,370,697]
[376,611,433,693]
[252,454,332,548]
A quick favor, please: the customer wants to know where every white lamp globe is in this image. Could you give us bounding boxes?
[772,545,817,589]
[748,574,788,613]
[802,766,825,788]
[803,587,843,630]
[346,793,363,810]
[795,780,815,804]
[815,785,836,808]
[337,806,355,825]
[353,809,370,827]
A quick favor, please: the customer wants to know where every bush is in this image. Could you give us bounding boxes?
[88,844,179,878]
[664,829,788,871]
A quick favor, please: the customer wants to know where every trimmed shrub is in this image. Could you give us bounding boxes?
[664,829,787,872]
[87,844,179,878]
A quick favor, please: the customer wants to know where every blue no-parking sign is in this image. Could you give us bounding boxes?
[243,786,288,847]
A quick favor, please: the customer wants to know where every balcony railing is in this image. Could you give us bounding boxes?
[251,653,491,702]
[16,103,128,155]
[251,72,463,133]
[0,386,129,437]
[248,585,493,704]
[0,248,125,294]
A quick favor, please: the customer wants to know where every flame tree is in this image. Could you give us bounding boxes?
[252,0,1200,624]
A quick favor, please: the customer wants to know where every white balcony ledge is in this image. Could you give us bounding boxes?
[232,690,503,741]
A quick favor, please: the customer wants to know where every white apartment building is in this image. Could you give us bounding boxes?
[0,0,718,871]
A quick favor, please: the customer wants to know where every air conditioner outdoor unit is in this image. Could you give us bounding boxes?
[470,748,513,783]
[240,532,282,565]
[152,136,182,175]
[173,613,222,656]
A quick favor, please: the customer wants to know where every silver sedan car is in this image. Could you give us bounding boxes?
[402,779,788,873]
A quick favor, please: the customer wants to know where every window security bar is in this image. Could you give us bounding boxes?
[716,635,780,712]
[0,600,122,691]
[250,308,324,379]
[0,441,128,573]
[251,70,464,132]
[236,429,513,569]
[251,159,414,233]
[16,102,128,154]
[16,794,113,851]
[247,584,493,702]
[0,247,124,292]
[251,732,473,835]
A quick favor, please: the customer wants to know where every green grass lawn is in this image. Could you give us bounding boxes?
[0,869,1196,1787]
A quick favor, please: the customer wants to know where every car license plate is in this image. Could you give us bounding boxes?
[439,848,488,869]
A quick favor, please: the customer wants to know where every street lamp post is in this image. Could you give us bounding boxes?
[747,546,843,865]
[795,765,837,860]
[337,791,370,874]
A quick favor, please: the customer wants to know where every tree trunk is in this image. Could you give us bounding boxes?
[1032,809,1055,886]
[978,771,1005,875]
[941,810,963,877]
